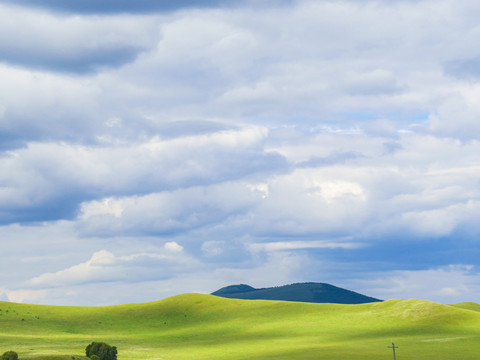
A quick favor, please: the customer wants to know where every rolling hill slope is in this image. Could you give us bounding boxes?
[449,302,480,312]
[0,295,480,360]
[211,282,382,304]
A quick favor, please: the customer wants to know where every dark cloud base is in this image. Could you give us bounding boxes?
[0,0,226,14]
[336,235,480,272]
[0,46,146,74]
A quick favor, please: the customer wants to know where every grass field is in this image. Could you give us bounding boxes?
[1,294,480,360]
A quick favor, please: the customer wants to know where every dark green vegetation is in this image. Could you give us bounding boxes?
[211,282,382,304]
[85,342,116,360]
[1,351,18,360]
[1,295,480,359]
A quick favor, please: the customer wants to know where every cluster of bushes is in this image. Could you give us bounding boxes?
[1,341,117,360]
[85,342,117,360]
[1,351,18,360]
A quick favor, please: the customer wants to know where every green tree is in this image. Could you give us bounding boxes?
[85,342,117,360]
[1,351,18,360]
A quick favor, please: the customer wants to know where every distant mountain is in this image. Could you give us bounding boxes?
[211,282,382,304]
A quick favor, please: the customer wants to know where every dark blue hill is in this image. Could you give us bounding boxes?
[211,282,382,304]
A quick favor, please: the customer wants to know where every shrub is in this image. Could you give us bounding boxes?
[1,351,18,360]
[85,342,117,360]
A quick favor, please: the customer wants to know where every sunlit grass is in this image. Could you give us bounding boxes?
[1,294,480,360]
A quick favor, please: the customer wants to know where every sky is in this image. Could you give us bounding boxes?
[1,0,480,306]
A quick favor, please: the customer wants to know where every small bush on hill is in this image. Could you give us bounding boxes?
[1,351,18,360]
[85,342,117,360]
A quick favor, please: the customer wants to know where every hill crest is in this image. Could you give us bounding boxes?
[211,282,382,304]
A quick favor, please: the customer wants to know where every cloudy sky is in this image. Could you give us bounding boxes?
[1,0,480,306]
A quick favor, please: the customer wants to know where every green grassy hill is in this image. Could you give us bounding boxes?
[1,294,480,360]
[449,301,480,312]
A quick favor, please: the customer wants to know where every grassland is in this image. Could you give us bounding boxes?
[1,294,480,360]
